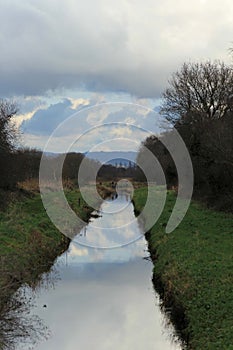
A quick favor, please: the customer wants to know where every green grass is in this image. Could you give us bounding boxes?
[0,188,98,303]
[133,187,233,350]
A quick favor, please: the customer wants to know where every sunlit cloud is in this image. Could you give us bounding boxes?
[69,245,89,257]
[13,106,47,127]
[69,97,90,110]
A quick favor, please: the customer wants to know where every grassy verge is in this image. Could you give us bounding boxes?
[133,187,233,350]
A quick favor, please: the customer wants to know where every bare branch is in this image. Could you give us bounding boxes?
[160,61,233,124]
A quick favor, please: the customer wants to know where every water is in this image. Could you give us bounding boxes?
[16,195,182,350]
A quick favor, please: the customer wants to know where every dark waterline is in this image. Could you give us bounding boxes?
[17,195,182,350]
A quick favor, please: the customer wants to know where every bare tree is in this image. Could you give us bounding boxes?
[160,61,233,124]
[0,99,18,153]
[0,99,19,189]
[0,288,49,350]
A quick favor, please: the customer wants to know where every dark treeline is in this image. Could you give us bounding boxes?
[1,148,43,189]
[137,60,233,211]
[97,162,141,181]
[0,99,45,191]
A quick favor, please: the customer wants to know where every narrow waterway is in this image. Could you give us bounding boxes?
[17,194,182,350]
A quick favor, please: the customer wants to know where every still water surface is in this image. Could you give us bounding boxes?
[18,195,182,350]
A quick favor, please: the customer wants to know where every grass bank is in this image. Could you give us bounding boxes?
[0,185,102,308]
[133,187,233,350]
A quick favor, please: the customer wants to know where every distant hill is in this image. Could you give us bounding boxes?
[43,151,138,168]
[85,151,137,167]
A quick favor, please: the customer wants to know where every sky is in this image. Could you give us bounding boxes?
[1,0,233,152]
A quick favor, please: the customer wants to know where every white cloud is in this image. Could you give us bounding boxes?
[109,126,133,138]
[86,108,109,125]
[124,117,136,124]
[13,110,37,128]
[69,97,90,110]
[69,245,89,257]
[12,105,47,127]
[20,99,163,151]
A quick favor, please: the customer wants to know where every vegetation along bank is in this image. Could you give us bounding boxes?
[0,184,103,311]
[133,187,233,350]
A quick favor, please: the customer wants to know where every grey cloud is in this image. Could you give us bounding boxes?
[1,0,232,97]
